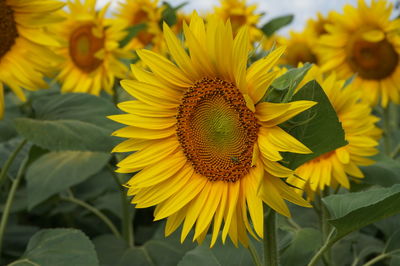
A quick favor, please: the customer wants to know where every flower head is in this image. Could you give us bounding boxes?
[54,0,131,95]
[110,14,314,247]
[0,0,63,118]
[316,0,400,107]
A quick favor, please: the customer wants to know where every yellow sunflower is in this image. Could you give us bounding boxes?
[316,0,400,107]
[0,0,63,118]
[288,66,381,198]
[275,29,320,67]
[306,12,332,38]
[55,0,131,95]
[214,0,263,42]
[110,14,315,247]
[114,0,164,51]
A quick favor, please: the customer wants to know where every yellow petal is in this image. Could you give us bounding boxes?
[259,176,290,217]
[117,101,177,117]
[137,49,193,87]
[120,80,180,108]
[154,173,208,220]
[127,151,187,188]
[111,126,176,140]
[362,30,385,42]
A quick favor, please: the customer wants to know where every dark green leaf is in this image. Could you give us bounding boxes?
[119,24,147,48]
[11,229,98,266]
[15,93,120,152]
[15,118,117,152]
[323,184,400,240]
[94,232,195,266]
[26,151,110,209]
[160,2,187,27]
[361,156,400,187]
[261,15,294,37]
[178,235,253,266]
[281,228,321,266]
[282,80,347,169]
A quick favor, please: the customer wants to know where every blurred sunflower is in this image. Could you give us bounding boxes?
[306,12,332,38]
[288,66,381,198]
[214,0,263,42]
[114,0,164,51]
[275,29,319,67]
[110,14,314,247]
[55,0,131,95]
[0,0,63,118]
[317,0,400,107]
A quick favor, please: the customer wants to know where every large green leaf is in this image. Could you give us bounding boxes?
[323,184,400,240]
[26,151,110,209]
[361,156,400,187]
[281,228,321,266]
[94,232,195,266]
[10,229,98,266]
[178,235,254,266]
[15,93,120,152]
[282,80,347,169]
[261,15,294,37]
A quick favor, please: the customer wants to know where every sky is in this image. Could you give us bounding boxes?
[94,0,397,33]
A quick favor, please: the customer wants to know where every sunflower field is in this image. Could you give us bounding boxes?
[1,0,400,265]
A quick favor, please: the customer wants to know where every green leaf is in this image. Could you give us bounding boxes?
[361,156,400,187]
[261,15,294,37]
[32,93,119,129]
[282,80,347,169]
[10,228,98,266]
[14,93,120,152]
[94,232,195,266]
[160,2,187,27]
[281,228,321,266]
[119,24,147,48]
[268,63,312,103]
[178,235,253,266]
[26,151,110,209]
[15,119,117,152]
[323,184,400,241]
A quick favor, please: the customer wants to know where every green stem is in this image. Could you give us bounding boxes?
[307,230,336,266]
[248,241,262,266]
[363,249,400,266]
[0,139,27,187]
[109,164,134,247]
[60,196,121,239]
[0,157,29,259]
[321,192,332,265]
[264,210,279,266]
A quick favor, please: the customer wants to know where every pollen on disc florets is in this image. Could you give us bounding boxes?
[0,0,18,60]
[176,77,260,183]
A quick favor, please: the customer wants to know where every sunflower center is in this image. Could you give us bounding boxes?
[69,24,104,73]
[287,43,317,66]
[0,0,18,60]
[348,37,398,80]
[177,78,259,182]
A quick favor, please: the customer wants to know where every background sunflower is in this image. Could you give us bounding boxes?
[0,0,63,118]
[54,0,132,95]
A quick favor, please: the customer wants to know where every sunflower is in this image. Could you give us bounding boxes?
[306,12,332,39]
[214,0,263,43]
[114,0,164,51]
[110,14,315,247]
[55,0,131,95]
[316,0,400,107]
[275,29,320,67]
[0,0,63,118]
[288,66,381,198]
